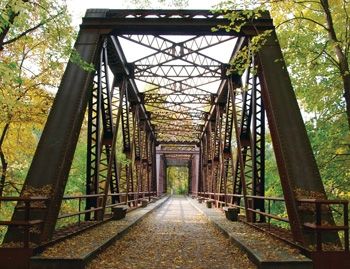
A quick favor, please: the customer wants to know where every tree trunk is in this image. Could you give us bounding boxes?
[320,0,350,129]
[0,123,10,197]
[340,62,350,129]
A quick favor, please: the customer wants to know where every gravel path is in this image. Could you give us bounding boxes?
[188,198,309,263]
[87,196,255,269]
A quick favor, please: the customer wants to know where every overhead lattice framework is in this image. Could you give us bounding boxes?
[119,34,235,144]
[5,9,338,251]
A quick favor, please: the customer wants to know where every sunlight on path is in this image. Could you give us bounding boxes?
[87,196,255,269]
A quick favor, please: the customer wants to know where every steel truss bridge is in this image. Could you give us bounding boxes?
[0,9,349,268]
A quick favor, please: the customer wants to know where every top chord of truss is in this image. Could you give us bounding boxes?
[81,9,273,35]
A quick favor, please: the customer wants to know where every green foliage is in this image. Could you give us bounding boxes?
[69,48,95,72]
[65,133,87,196]
[229,29,272,75]
[167,167,188,195]
[211,7,264,33]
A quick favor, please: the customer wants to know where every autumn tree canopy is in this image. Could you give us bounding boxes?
[0,0,74,195]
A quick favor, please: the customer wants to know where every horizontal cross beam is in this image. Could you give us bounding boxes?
[82,9,273,36]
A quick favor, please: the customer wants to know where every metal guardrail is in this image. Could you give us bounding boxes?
[59,191,156,222]
[0,197,48,248]
[298,199,349,252]
[195,192,288,223]
[194,191,349,253]
[0,191,157,248]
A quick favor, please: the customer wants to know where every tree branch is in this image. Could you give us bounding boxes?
[2,10,64,47]
[322,49,341,67]
[276,16,329,31]
[0,0,30,50]
[293,0,323,13]
[307,41,329,64]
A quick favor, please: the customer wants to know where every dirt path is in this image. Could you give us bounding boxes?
[87,196,255,269]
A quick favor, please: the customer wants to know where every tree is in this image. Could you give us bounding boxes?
[265,0,350,201]
[0,0,74,196]
[0,0,67,50]
[167,166,188,194]
[266,0,350,128]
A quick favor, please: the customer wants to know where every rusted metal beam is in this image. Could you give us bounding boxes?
[85,42,122,220]
[156,150,199,155]
[80,9,273,36]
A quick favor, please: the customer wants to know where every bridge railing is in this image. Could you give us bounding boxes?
[194,191,349,252]
[196,192,288,223]
[298,198,349,252]
[0,191,157,247]
[0,196,49,248]
[59,191,157,223]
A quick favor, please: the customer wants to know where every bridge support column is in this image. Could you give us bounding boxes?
[191,153,199,195]
[156,152,166,195]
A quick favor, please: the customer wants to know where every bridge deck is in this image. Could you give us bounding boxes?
[30,196,313,269]
[87,196,254,269]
